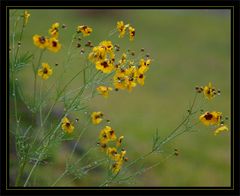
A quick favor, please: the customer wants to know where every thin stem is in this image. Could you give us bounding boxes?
[12,13,25,186]
[33,50,45,110]
[69,118,91,161]
[51,170,68,187]
[115,153,174,185]
[114,92,199,184]
[51,145,97,186]
[42,65,88,126]
[23,157,40,187]
[23,122,62,186]
[99,173,119,187]
[39,80,43,127]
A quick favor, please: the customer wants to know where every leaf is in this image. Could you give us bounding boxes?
[14,51,33,72]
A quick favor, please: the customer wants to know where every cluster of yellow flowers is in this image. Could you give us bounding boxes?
[116,21,135,41]
[91,111,128,174]
[198,82,229,135]
[33,22,62,53]
[32,22,63,80]
[87,21,151,95]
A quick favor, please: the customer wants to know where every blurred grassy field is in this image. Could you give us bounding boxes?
[9,9,231,187]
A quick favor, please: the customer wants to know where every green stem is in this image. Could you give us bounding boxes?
[51,145,97,186]
[113,93,199,184]
[42,65,88,126]
[33,49,45,111]
[39,80,43,127]
[15,161,27,186]
[51,170,68,187]
[115,153,174,185]
[69,118,91,161]
[23,122,62,187]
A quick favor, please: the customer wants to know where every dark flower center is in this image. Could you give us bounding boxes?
[103,133,107,138]
[95,115,100,119]
[204,113,213,120]
[39,36,46,44]
[66,122,70,127]
[52,41,57,47]
[101,61,109,68]
[43,68,48,74]
[109,130,114,136]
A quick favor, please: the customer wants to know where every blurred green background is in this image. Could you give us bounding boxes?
[9,9,231,187]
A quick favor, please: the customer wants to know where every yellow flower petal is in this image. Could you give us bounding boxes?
[214,125,229,135]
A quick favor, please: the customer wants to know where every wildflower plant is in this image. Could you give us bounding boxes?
[9,10,230,187]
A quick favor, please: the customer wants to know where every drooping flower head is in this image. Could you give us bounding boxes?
[117,21,128,38]
[111,149,127,174]
[23,10,30,26]
[138,58,151,74]
[61,117,75,134]
[49,22,60,38]
[129,26,135,41]
[38,63,53,80]
[203,82,217,100]
[77,25,93,36]
[214,125,229,135]
[96,86,113,98]
[116,136,124,147]
[91,111,103,125]
[106,147,118,160]
[118,53,127,65]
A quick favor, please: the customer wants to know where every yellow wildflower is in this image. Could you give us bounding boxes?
[99,40,114,52]
[99,126,117,145]
[49,22,59,38]
[111,150,127,174]
[199,111,222,126]
[116,136,124,147]
[96,86,112,98]
[96,60,114,73]
[91,112,103,125]
[88,46,107,63]
[203,82,216,100]
[33,35,49,49]
[77,25,92,36]
[118,53,127,65]
[106,147,118,160]
[117,21,127,38]
[113,69,127,90]
[23,10,30,26]
[112,161,123,174]
[214,125,229,135]
[129,26,135,41]
[124,66,137,91]
[138,58,151,74]
[37,63,53,80]
[136,72,145,86]
[61,117,75,134]
[47,37,61,53]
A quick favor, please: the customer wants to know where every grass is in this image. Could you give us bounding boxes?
[9,9,231,186]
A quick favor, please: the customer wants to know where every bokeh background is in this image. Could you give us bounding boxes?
[9,9,231,187]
